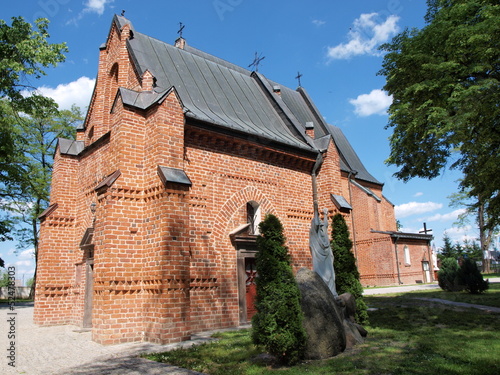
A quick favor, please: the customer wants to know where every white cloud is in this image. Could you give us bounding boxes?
[349,89,392,116]
[18,249,34,260]
[327,13,399,60]
[414,192,424,197]
[84,0,114,15]
[395,201,443,219]
[67,0,114,24]
[312,20,326,27]
[444,226,476,243]
[14,260,32,267]
[425,208,467,222]
[36,76,95,111]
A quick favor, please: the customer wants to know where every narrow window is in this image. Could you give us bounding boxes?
[404,245,411,265]
[247,201,261,235]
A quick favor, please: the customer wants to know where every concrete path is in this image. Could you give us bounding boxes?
[363,282,441,295]
[364,277,500,313]
[363,277,500,295]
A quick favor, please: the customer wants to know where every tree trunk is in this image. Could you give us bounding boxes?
[478,202,491,274]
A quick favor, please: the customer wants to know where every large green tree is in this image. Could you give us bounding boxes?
[449,188,498,272]
[0,16,67,267]
[2,102,82,297]
[379,0,500,234]
[0,16,67,241]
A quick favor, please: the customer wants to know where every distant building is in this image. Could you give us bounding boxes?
[34,15,433,345]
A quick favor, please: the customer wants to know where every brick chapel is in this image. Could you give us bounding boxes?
[34,15,434,345]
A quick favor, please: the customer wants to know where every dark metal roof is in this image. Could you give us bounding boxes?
[126,31,314,152]
[327,125,382,185]
[119,87,171,110]
[107,15,384,186]
[331,194,352,211]
[58,138,84,156]
[157,166,192,186]
[371,229,434,242]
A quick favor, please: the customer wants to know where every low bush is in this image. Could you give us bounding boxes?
[439,257,489,294]
[438,257,463,292]
[457,258,489,294]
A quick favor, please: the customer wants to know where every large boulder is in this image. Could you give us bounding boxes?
[295,268,346,359]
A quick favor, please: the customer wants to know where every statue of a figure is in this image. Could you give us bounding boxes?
[309,206,338,298]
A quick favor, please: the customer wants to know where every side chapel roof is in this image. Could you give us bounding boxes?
[110,15,382,185]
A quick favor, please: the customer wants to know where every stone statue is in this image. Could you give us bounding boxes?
[309,206,338,298]
[309,153,338,298]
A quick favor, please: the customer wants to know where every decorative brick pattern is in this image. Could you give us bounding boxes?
[34,16,433,345]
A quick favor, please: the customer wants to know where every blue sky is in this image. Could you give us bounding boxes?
[2,0,485,283]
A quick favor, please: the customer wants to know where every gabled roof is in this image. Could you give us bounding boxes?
[109,15,381,184]
[327,125,382,185]
[126,30,314,152]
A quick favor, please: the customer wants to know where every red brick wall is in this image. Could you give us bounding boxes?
[184,126,318,333]
[35,16,421,346]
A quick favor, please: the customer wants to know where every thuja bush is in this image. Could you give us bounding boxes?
[251,214,306,365]
[438,257,463,292]
[330,213,369,324]
[457,258,489,294]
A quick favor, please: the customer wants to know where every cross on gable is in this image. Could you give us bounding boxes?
[248,52,265,72]
[419,222,433,234]
[177,22,185,38]
[295,71,303,87]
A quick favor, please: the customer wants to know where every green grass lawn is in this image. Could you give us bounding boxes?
[146,286,500,375]
[380,282,500,307]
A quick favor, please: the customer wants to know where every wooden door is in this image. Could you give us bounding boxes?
[82,260,94,328]
[245,258,258,320]
[422,261,431,283]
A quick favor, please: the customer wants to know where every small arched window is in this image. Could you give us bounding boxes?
[247,201,261,235]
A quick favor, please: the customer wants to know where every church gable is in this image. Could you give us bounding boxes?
[34,14,434,347]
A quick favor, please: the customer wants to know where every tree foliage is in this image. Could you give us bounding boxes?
[252,214,306,365]
[330,213,368,325]
[438,257,463,292]
[379,0,500,230]
[457,258,489,294]
[0,16,67,108]
[438,257,489,293]
[0,16,68,267]
[439,233,484,263]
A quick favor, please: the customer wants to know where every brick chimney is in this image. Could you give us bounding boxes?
[175,37,186,49]
[305,122,314,138]
[273,85,281,97]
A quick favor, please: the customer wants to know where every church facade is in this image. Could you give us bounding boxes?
[34,15,433,345]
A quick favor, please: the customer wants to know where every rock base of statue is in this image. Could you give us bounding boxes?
[295,268,367,359]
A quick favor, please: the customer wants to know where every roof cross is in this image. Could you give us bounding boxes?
[419,222,433,234]
[295,71,303,87]
[177,22,185,38]
[248,52,265,72]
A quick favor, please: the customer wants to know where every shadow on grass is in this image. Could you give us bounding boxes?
[360,294,500,375]
[145,294,500,375]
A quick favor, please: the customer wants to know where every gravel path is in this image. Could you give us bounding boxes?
[0,302,209,375]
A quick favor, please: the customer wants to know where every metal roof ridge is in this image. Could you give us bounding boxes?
[251,72,316,150]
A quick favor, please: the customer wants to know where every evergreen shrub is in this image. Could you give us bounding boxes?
[438,257,463,292]
[330,213,369,324]
[251,214,306,365]
[457,258,489,294]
